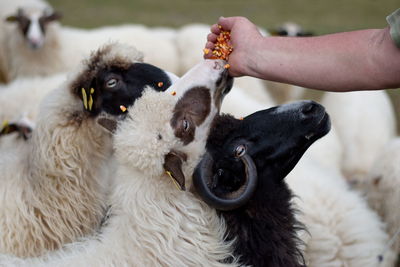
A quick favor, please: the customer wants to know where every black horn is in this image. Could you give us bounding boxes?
[193,152,258,211]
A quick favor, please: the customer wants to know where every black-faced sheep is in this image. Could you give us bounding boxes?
[0,43,178,257]
[0,60,240,267]
[193,100,331,266]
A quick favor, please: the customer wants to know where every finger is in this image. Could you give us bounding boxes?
[203,42,215,59]
[210,24,220,35]
[217,16,240,31]
[207,33,217,43]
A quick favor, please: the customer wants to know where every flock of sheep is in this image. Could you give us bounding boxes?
[0,0,399,266]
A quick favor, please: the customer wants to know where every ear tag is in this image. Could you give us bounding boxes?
[120,105,127,112]
[81,88,88,110]
[165,171,184,191]
[88,88,95,111]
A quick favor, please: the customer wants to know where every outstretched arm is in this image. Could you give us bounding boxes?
[205,16,400,92]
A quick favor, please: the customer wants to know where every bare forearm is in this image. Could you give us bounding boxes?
[247,28,400,91]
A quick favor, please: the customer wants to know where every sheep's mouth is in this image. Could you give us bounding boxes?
[214,71,233,109]
[305,112,331,141]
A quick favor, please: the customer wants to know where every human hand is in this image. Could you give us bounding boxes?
[204,16,264,77]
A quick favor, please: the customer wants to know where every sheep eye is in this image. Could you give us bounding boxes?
[234,144,246,158]
[217,169,224,177]
[106,78,118,88]
[182,119,190,132]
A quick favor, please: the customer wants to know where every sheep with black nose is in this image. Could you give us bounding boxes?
[0,60,239,267]
[193,100,330,266]
[0,43,179,258]
[0,0,63,83]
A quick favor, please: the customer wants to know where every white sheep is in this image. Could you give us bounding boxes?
[0,59,239,267]
[0,43,171,258]
[362,138,400,254]
[0,0,64,83]
[321,90,397,185]
[58,24,180,75]
[286,155,396,267]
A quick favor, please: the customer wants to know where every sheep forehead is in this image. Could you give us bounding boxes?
[69,43,144,92]
[113,89,177,167]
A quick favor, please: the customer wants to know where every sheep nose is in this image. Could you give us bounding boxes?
[300,101,323,118]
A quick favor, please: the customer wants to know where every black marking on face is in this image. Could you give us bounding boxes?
[73,62,174,116]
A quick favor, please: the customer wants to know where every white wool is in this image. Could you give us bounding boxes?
[304,123,344,172]
[221,75,275,118]
[287,155,396,267]
[362,138,400,253]
[264,80,306,104]
[321,91,397,184]
[58,24,179,75]
[0,73,66,123]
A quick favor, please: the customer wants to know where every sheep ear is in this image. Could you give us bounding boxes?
[97,117,117,133]
[163,151,187,191]
[5,15,18,22]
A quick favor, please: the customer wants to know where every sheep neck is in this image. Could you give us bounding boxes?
[221,180,305,267]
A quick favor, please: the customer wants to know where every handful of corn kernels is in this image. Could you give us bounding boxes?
[204,26,233,68]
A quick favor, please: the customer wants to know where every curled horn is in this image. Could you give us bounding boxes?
[193,152,258,211]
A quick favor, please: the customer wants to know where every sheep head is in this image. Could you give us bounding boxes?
[6,7,62,50]
[193,100,331,210]
[98,60,233,191]
[70,43,178,117]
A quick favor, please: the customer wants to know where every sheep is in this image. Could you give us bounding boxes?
[271,22,314,37]
[193,100,330,266]
[286,156,396,267]
[321,90,397,186]
[362,138,400,254]
[58,24,180,75]
[0,0,63,83]
[0,43,180,258]
[0,59,239,267]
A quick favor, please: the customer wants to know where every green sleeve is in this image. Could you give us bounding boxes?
[387,8,400,48]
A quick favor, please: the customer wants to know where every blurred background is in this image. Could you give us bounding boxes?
[48,0,400,129]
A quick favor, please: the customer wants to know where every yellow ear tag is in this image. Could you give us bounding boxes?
[81,88,88,110]
[120,105,127,112]
[1,120,9,128]
[88,88,95,111]
[165,171,183,191]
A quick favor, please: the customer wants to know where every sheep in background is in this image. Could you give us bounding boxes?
[193,101,331,266]
[362,138,400,254]
[0,0,63,83]
[271,22,314,37]
[304,123,344,172]
[0,43,179,257]
[0,60,238,267]
[286,155,396,267]
[321,90,397,186]
[59,24,180,75]
[0,73,65,122]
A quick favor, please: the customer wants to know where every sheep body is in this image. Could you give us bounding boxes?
[363,138,400,253]
[321,91,396,184]
[58,25,180,74]
[287,155,396,267]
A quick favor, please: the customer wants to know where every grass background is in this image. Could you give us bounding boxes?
[48,0,400,131]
